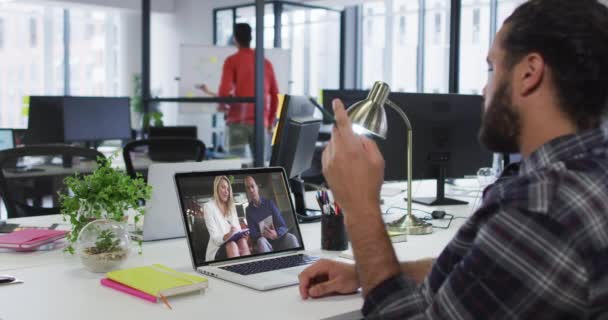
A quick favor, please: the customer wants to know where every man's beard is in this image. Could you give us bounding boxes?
[478,80,521,153]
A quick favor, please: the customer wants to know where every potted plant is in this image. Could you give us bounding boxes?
[131,73,164,131]
[60,155,152,257]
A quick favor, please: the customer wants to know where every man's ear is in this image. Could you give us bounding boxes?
[518,53,545,96]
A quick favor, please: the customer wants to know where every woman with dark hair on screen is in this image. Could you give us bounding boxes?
[203,176,250,261]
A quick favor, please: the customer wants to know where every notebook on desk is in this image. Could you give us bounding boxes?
[175,167,319,291]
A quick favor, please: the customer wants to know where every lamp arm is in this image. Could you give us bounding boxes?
[385,99,413,218]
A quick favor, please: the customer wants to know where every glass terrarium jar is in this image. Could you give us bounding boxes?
[76,219,130,273]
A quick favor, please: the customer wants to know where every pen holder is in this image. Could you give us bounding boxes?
[321,214,348,251]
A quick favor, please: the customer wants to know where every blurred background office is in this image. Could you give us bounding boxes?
[0,0,528,220]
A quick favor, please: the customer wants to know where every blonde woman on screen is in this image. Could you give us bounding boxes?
[203,176,251,261]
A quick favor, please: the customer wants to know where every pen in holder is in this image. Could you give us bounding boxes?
[317,190,348,251]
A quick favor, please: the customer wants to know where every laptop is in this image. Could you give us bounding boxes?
[143,160,242,241]
[175,167,319,291]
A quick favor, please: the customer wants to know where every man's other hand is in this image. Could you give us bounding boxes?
[298,259,359,299]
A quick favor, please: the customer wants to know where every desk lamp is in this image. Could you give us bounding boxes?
[347,82,432,235]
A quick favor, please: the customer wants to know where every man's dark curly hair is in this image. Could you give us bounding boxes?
[234,23,252,48]
[502,0,608,129]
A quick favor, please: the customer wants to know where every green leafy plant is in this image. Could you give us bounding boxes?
[86,229,121,255]
[60,155,152,254]
[131,73,164,129]
[143,111,164,129]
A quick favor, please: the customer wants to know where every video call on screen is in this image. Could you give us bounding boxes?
[178,172,302,265]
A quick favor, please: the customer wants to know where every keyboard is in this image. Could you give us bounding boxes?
[220,254,319,276]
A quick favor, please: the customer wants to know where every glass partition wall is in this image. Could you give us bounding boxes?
[214,1,342,98]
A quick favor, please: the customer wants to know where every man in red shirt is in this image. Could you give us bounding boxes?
[200,23,279,158]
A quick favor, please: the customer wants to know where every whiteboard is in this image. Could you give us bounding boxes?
[178,44,291,100]
[177,45,291,148]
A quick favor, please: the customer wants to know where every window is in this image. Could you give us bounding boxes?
[281,5,341,96]
[458,0,490,94]
[215,9,234,46]
[69,9,121,96]
[361,0,445,93]
[29,17,37,47]
[0,4,63,128]
[472,8,480,44]
[397,5,407,46]
[433,12,441,44]
[392,0,419,92]
[214,3,341,97]
[235,4,275,49]
[424,0,450,93]
[0,3,123,129]
[0,18,4,49]
[361,2,386,89]
[497,0,525,27]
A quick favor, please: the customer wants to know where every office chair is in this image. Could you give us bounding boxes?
[0,145,105,219]
[122,137,206,180]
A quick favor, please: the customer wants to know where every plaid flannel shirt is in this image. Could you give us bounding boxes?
[362,125,608,319]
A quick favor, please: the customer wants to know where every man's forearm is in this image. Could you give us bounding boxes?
[400,259,434,284]
[346,206,401,297]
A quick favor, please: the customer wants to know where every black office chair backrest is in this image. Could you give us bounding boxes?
[0,145,105,219]
[122,137,206,180]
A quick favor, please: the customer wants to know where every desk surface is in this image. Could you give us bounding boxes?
[0,181,481,319]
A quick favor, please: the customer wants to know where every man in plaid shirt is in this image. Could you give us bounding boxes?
[298,0,608,318]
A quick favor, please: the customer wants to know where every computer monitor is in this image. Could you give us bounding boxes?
[270,95,322,221]
[62,97,131,142]
[321,90,368,124]
[323,90,492,206]
[26,96,132,144]
[388,92,492,205]
[148,126,197,139]
[26,96,65,144]
[0,129,14,151]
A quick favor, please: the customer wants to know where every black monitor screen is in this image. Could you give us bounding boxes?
[26,96,65,144]
[321,90,368,124]
[322,90,492,181]
[270,95,321,179]
[385,92,492,180]
[62,97,131,142]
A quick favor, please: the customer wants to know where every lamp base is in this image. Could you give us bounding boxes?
[386,214,433,235]
[412,197,467,206]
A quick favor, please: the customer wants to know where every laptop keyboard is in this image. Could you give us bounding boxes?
[220,254,319,276]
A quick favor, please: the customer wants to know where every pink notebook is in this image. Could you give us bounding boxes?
[0,229,67,250]
[100,278,157,303]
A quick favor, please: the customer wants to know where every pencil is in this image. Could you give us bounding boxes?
[309,97,336,124]
[159,293,172,310]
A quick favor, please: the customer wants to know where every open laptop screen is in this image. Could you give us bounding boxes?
[175,168,305,267]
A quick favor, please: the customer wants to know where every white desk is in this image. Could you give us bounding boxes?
[0,180,481,319]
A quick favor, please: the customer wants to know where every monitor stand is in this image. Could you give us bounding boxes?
[411,162,468,206]
[290,177,322,223]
